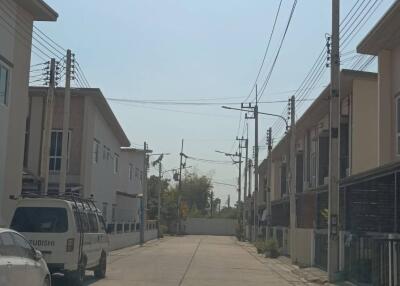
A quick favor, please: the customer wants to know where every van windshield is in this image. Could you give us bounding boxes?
[10,207,68,233]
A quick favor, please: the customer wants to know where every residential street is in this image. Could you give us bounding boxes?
[59,236,319,286]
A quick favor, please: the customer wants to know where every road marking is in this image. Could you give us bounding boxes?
[178,237,203,286]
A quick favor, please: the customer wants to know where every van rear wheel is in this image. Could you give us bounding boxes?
[94,252,107,279]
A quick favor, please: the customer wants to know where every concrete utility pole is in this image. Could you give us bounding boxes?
[248,158,252,239]
[140,196,145,245]
[288,96,297,262]
[143,142,149,220]
[254,92,259,241]
[177,139,184,234]
[158,161,162,237]
[59,49,72,194]
[266,128,272,240]
[40,58,56,195]
[328,0,340,281]
[210,191,214,217]
[235,138,243,204]
[240,137,249,239]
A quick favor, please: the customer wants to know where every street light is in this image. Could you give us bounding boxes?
[222,105,289,130]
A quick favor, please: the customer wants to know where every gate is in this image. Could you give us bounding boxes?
[314,231,328,270]
[372,239,400,286]
[345,236,400,285]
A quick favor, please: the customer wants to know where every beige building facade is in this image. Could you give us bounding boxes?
[0,0,57,226]
[25,87,146,224]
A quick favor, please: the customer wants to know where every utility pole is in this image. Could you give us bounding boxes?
[158,161,162,237]
[288,96,297,262]
[140,195,145,245]
[241,85,259,241]
[240,137,248,239]
[266,128,272,239]
[248,158,253,239]
[177,139,184,234]
[328,0,340,281]
[210,191,214,217]
[235,138,243,204]
[143,142,149,221]
[59,49,72,194]
[40,58,56,195]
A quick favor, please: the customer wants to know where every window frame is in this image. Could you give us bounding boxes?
[114,153,119,174]
[93,139,100,164]
[396,96,400,156]
[49,129,71,173]
[129,163,133,181]
[0,62,10,106]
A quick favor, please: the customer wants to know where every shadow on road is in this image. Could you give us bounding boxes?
[52,271,101,286]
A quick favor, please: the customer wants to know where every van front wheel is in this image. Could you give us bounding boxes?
[94,252,107,279]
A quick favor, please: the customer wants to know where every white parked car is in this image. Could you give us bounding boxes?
[0,228,51,286]
[10,197,110,286]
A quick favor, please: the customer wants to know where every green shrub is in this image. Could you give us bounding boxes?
[264,239,279,258]
[254,240,267,254]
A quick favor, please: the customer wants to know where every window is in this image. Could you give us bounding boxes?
[49,130,71,172]
[88,213,99,233]
[114,154,119,174]
[10,207,68,233]
[102,202,108,221]
[111,204,116,221]
[0,232,18,256]
[0,64,9,106]
[135,167,139,178]
[397,97,400,155]
[93,139,100,163]
[140,171,143,184]
[103,145,110,161]
[11,233,34,259]
[129,164,133,181]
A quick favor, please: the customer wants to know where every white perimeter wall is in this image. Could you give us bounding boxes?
[183,218,236,236]
[109,229,157,250]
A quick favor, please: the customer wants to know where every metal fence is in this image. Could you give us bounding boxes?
[345,236,400,286]
[314,231,328,270]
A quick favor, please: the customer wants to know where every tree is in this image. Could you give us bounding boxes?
[147,175,169,220]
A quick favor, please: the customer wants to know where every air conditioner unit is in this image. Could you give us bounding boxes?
[324,176,329,185]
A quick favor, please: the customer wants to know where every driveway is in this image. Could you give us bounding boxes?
[54,235,317,286]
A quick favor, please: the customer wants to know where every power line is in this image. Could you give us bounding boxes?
[244,0,284,103]
[257,0,298,102]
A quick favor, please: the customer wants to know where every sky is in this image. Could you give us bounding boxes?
[35,0,395,205]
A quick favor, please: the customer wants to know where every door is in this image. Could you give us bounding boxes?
[0,234,11,286]
[0,232,27,285]
[11,233,43,285]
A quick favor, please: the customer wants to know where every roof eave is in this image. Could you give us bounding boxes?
[16,0,58,21]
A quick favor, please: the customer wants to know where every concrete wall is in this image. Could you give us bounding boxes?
[109,229,158,251]
[351,78,379,175]
[182,218,236,236]
[292,228,314,267]
[0,1,36,225]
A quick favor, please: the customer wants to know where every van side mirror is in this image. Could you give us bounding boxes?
[34,249,43,261]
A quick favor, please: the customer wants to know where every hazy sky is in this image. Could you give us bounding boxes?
[36,0,394,205]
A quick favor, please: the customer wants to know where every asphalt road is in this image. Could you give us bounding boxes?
[54,235,313,286]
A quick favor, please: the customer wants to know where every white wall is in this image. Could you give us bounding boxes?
[183,218,236,236]
[0,2,34,225]
[88,100,125,222]
[109,229,157,251]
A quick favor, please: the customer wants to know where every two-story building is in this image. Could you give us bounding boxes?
[0,0,57,226]
[25,87,146,225]
[260,69,379,275]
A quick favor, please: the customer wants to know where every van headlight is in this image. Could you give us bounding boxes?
[66,238,74,252]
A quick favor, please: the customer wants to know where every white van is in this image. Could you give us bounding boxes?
[9,197,109,286]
